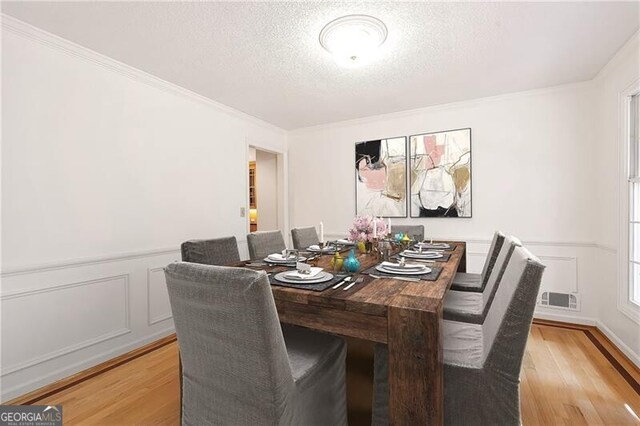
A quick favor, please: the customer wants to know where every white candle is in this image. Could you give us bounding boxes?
[388,218,391,235]
[373,217,377,239]
[319,222,324,243]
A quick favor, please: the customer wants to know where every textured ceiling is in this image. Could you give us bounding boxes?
[3,1,639,129]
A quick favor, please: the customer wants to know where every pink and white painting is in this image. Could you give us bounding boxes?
[355,137,407,217]
[410,128,472,218]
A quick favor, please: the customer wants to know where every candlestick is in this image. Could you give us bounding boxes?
[373,217,377,239]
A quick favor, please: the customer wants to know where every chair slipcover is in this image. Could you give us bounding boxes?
[390,225,424,241]
[165,262,348,426]
[291,227,319,250]
[372,246,545,426]
[181,236,240,266]
[246,230,286,260]
[443,235,519,316]
[450,231,506,292]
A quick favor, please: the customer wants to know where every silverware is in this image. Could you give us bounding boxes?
[343,277,364,290]
[332,276,351,289]
[369,274,420,282]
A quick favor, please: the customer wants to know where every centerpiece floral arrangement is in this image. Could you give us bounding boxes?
[348,215,388,243]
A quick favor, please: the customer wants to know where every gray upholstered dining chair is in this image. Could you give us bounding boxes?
[165,262,348,426]
[291,226,320,250]
[390,224,424,241]
[372,245,545,426]
[443,234,519,318]
[246,230,286,260]
[181,236,241,266]
[451,231,505,291]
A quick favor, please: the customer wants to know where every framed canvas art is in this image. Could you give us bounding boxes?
[409,128,472,218]
[355,136,407,217]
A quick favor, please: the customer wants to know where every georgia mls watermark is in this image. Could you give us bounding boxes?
[0,405,62,426]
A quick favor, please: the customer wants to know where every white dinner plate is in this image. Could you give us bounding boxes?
[274,271,334,284]
[415,242,450,249]
[379,261,424,270]
[375,265,431,275]
[401,251,444,259]
[307,246,336,253]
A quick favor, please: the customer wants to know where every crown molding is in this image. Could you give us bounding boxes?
[1,14,286,136]
[289,80,595,134]
[594,29,640,83]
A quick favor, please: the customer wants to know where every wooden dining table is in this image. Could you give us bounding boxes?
[247,241,466,425]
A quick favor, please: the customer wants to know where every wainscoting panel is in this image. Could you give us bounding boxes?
[0,249,180,402]
[1,274,130,376]
[147,267,172,325]
[538,256,578,294]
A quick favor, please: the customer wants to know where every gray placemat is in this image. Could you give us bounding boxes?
[397,252,452,262]
[269,273,349,291]
[362,265,443,281]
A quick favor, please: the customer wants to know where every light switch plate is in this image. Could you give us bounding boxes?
[240,207,246,217]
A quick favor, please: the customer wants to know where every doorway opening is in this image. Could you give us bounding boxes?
[248,147,279,233]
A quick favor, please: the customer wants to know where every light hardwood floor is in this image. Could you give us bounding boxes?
[13,324,640,425]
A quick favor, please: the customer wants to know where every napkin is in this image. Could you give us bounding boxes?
[337,239,354,244]
[308,245,331,251]
[381,261,424,270]
[284,267,324,280]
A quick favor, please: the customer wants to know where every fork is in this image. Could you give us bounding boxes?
[343,277,364,290]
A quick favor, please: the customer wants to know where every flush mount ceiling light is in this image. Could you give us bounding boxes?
[319,14,388,67]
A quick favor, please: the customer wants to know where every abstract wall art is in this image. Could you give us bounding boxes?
[409,128,472,218]
[355,137,407,217]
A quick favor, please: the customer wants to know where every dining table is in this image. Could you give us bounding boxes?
[243,241,466,425]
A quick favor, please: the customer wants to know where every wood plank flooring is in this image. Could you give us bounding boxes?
[10,323,640,425]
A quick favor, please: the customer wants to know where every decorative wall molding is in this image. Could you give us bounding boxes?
[0,274,131,376]
[594,29,640,83]
[147,267,173,326]
[0,14,286,136]
[290,81,594,134]
[1,247,181,277]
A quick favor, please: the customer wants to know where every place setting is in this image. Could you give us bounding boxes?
[263,249,308,266]
[398,245,452,262]
[414,241,455,251]
[269,261,351,291]
[305,242,346,254]
[362,258,443,282]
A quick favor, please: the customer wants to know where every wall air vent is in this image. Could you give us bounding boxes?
[539,291,580,311]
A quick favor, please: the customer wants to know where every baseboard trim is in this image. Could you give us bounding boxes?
[533,312,597,327]
[6,334,177,405]
[596,320,640,370]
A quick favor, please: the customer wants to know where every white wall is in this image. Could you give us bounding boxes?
[288,77,640,362]
[0,18,287,400]
[255,150,278,231]
[592,34,640,363]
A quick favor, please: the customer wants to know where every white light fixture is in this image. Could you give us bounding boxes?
[319,14,387,68]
